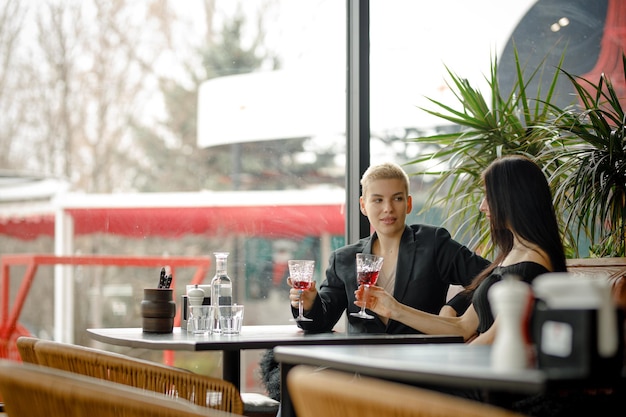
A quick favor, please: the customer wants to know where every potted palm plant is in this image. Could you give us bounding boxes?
[546,55,626,257]
[406,49,626,258]
[406,48,567,256]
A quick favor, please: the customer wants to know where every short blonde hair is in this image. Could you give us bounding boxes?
[360,162,410,196]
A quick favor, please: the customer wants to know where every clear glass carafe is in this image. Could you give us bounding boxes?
[210,252,233,333]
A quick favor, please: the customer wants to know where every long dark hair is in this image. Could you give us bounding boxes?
[468,155,567,290]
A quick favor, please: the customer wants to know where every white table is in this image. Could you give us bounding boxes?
[87,325,463,391]
[275,343,546,392]
[274,343,547,417]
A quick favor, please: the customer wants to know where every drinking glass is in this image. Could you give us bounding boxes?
[218,304,245,335]
[188,305,214,335]
[288,259,315,322]
[350,253,384,319]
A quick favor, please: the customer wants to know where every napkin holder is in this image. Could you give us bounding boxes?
[180,284,211,330]
[531,273,624,381]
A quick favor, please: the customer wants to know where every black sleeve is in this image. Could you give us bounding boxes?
[432,226,490,287]
[445,289,474,316]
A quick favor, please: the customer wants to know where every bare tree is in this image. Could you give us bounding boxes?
[2,0,300,193]
[0,1,171,192]
[26,1,175,192]
[0,0,28,170]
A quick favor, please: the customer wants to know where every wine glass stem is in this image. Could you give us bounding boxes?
[298,290,304,318]
[362,285,369,315]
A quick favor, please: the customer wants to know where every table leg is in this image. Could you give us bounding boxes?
[279,362,295,417]
[222,350,241,390]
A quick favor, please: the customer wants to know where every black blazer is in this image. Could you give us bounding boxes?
[294,224,490,334]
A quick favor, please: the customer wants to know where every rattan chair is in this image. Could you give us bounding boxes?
[15,336,40,364]
[0,359,238,417]
[287,365,529,417]
[34,339,244,415]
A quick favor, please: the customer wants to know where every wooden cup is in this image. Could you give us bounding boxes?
[141,288,176,333]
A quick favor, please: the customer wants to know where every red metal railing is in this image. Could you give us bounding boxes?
[0,254,211,362]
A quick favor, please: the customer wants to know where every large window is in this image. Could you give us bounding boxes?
[0,0,615,394]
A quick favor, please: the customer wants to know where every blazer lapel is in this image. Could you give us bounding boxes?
[393,226,418,302]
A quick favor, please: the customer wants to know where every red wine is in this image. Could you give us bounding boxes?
[293,281,312,290]
[357,270,379,286]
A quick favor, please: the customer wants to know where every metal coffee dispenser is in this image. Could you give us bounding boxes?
[531,273,624,381]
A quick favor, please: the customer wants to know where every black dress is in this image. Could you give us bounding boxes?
[438,262,549,404]
[472,262,549,334]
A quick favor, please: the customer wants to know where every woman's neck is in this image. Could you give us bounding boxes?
[502,235,551,269]
[373,234,401,256]
[373,235,400,285]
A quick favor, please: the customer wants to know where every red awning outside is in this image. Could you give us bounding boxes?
[0,215,55,240]
[0,190,346,241]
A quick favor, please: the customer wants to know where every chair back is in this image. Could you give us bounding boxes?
[0,359,237,417]
[287,365,528,417]
[15,336,40,364]
[34,339,243,415]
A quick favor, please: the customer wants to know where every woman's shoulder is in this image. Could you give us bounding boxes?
[496,262,550,282]
[406,224,455,243]
[333,237,369,259]
[408,223,448,234]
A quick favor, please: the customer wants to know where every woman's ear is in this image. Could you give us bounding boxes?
[359,196,367,215]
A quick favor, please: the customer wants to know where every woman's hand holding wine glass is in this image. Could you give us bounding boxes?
[351,253,384,319]
[288,259,315,322]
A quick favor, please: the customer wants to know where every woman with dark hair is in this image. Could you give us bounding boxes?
[356,155,567,345]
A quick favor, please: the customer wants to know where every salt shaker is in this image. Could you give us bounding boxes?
[188,285,205,307]
[187,285,205,333]
[488,276,532,371]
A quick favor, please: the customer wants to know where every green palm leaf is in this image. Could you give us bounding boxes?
[405,47,565,256]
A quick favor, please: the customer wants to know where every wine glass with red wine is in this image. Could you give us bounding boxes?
[350,253,384,319]
[288,260,315,322]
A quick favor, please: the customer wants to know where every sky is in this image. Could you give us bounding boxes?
[17,0,540,152]
[192,0,538,148]
[16,0,538,137]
